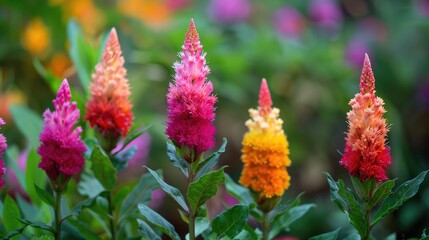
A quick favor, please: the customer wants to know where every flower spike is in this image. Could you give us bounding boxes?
[258,78,273,116]
[359,53,375,95]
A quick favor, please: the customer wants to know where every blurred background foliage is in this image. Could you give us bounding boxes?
[1,0,429,238]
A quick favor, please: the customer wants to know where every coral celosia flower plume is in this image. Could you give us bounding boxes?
[0,119,7,190]
[85,28,133,140]
[240,79,291,203]
[38,79,86,186]
[165,19,216,162]
[341,54,391,182]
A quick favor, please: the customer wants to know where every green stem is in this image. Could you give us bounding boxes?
[107,192,116,240]
[362,200,372,240]
[262,211,270,240]
[54,191,62,240]
[187,165,195,240]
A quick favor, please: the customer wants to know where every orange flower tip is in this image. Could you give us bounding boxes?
[185,18,200,53]
[258,78,273,116]
[359,53,375,95]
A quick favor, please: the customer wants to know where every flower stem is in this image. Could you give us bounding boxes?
[107,192,116,240]
[54,191,62,240]
[187,165,196,240]
[362,200,372,240]
[262,211,270,240]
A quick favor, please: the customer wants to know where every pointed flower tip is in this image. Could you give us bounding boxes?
[55,79,71,105]
[258,78,273,116]
[359,53,375,94]
[185,19,200,53]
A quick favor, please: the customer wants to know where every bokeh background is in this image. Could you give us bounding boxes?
[1,0,429,238]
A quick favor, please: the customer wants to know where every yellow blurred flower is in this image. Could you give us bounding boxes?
[0,91,25,122]
[118,0,171,28]
[22,18,51,57]
[48,53,72,78]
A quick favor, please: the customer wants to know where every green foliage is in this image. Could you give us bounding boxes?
[9,104,43,149]
[224,174,254,206]
[25,150,46,205]
[269,204,315,239]
[90,146,117,190]
[193,138,227,179]
[138,204,180,240]
[137,219,162,240]
[166,142,189,177]
[309,228,341,240]
[34,184,55,207]
[210,204,249,239]
[3,195,21,233]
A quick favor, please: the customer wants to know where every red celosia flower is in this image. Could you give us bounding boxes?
[85,28,133,140]
[0,119,7,190]
[38,79,86,184]
[340,54,391,182]
[165,19,217,162]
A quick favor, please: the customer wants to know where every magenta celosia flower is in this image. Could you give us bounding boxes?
[38,79,86,186]
[273,6,305,39]
[309,0,342,34]
[0,118,7,190]
[165,19,217,162]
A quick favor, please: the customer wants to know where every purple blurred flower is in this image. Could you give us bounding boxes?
[309,0,342,34]
[0,119,6,190]
[208,0,251,24]
[273,6,305,39]
[345,37,371,69]
[149,188,166,209]
[6,149,29,199]
[416,80,429,108]
[223,191,239,207]
[418,0,429,17]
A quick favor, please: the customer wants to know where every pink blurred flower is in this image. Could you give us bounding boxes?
[149,188,166,209]
[165,19,217,162]
[38,79,86,189]
[273,6,305,39]
[167,0,190,11]
[309,0,342,34]
[6,149,28,198]
[418,0,429,17]
[345,37,371,69]
[208,0,251,24]
[0,119,6,190]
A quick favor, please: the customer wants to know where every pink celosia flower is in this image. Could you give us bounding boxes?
[340,54,391,182]
[38,79,86,185]
[0,118,7,190]
[165,19,217,162]
[85,28,133,141]
[273,6,305,39]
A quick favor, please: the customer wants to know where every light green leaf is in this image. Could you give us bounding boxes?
[368,179,396,208]
[145,167,189,212]
[337,180,367,236]
[271,193,304,221]
[194,138,227,179]
[34,184,55,207]
[185,217,210,240]
[25,149,46,205]
[77,172,105,198]
[309,228,341,240]
[9,104,43,149]
[326,173,347,212]
[372,170,428,226]
[90,146,116,190]
[3,195,21,233]
[138,204,180,240]
[187,167,226,212]
[225,174,253,206]
[137,218,162,240]
[384,233,396,240]
[270,204,315,238]
[167,142,189,177]
[211,204,249,239]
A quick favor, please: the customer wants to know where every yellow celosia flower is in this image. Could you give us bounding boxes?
[22,18,50,57]
[239,79,291,200]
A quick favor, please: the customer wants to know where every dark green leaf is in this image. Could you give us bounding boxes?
[211,204,249,239]
[25,149,46,205]
[17,219,55,233]
[372,170,428,226]
[384,233,396,240]
[326,173,347,212]
[187,167,226,212]
[337,180,367,236]
[119,170,161,221]
[270,204,315,238]
[166,142,189,177]
[138,204,180,240]
[145,167,189,212]
[34,184,55,207]
[137,219,162,240]
[194,138,227,179]
[309,228,341,240]
[271,192,304,221]
[185,217,210,240]
[111,145,137,171]
[368,179,396,208]
[225,174,253,206]
[9,104,43,149]
[63,193,107,221]
[90,146,117,190]
[3,195,21,232]
[77,172,105,198]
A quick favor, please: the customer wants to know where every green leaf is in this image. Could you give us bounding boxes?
[34,184,55,207]
[63,192,108,221]
[269,204,315,238]
[33,58,61,93]
[3,195,21,232]
[137,219,162,240]
[194,138,227,179]
[272,193,304,221]
[372,170,428,226]
[112,125,152,157]
[368,179,396,208]
[17,219,55,233]
[211,204,249,239]
[145,167,189,212]
[384,233,396,240]
[138,204,180,240]
[77,172,105,198]
[225,174,253,206]
[25,149,46,205]
[9,104,43,149]
[187,167,226,212]
[90,146,117,190]
[326,173,347,212]
[309,228,341,240]
[166,142,189,177]
[185,217,210,240]
[111,145,137,171]
[119,170,161,221]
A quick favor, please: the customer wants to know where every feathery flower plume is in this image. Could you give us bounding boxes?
[165,19,217,163]
[38,79,86,190]
[340,54,391,182]
[0,119,7,190]
[85,28,133,151]
[240,79,291,206]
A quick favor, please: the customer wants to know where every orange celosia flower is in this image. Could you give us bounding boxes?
[341,54,391,182]
[118,0,171,28]
[239,79,291,201]
[85,28,133,149]
[22,18,50,57]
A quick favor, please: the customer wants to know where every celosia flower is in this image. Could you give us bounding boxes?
[38,79,86,189]
[341,54,391,182]
[85,28,133,150]
[239,79,291,201]
[165,19,216,162]
[0,119,7,190]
